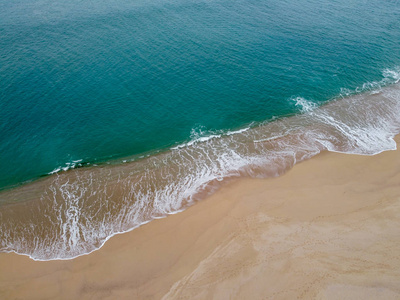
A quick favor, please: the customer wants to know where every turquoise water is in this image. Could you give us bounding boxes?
[1,0,400,260]
[1,0,399,190]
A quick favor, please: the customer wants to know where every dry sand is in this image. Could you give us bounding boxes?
[1,136,400,299]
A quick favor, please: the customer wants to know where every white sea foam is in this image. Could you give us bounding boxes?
[291,96,318,113]
[383,66,400,83]
[226,126,251,136]
[49,159,84,174]
[172,125,250,150]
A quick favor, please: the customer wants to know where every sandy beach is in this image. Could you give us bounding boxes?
[1,136,400,299]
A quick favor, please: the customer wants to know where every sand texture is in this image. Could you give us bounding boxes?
[1,137,400,299]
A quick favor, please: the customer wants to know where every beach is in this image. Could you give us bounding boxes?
[1,136,399,299]
[1,0,399,298]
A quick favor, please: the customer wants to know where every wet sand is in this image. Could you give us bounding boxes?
[1,136,400,299]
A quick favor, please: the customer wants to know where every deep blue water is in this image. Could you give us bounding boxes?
[1,0,400,190]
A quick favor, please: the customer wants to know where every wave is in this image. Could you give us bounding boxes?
[171,126,251,150]
[48,159,88,175]
[1,68,400,261]
[291,96,318,113]
[339,66,400,98]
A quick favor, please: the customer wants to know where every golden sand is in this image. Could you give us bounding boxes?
[1,137,400,299]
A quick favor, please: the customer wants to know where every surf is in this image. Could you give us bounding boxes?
[1,70,400,260]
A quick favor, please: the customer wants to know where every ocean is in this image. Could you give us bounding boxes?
[0,0,400,260]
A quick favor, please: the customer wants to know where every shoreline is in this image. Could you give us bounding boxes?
[1,82,400,261]
[1,136,400,299]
